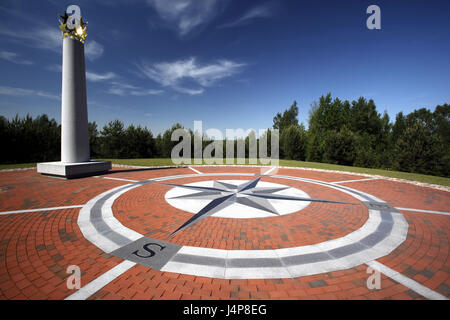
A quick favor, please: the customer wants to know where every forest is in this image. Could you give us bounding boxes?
[1,93,448,177]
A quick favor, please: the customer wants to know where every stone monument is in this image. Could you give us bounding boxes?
[38,5,111,178]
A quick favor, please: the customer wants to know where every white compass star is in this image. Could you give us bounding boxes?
[157,176,356,236]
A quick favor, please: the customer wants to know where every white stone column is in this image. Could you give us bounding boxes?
[61,37,90,163]
[37,6,111,178]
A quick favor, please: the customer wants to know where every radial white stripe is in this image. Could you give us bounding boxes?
[188,166,203,174]
[396,207,450,216]
[332,178,380,184]
[65,260,136,300]
[0,205,84,215]
[366,260,448,300]
[263,167,278,175]
[94,176,139,183]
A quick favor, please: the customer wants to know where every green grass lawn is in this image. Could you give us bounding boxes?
[0,163,36,170]
[98,158,450,187]
[1,159,449,187]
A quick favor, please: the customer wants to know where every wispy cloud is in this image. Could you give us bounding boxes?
[46,64,62,72]
[0,51,33,65]
[219,3,275,29]
[86,71,116,82]
[107,81,163,96]
[146,0,228,36]
[85,40,104,61]
[139,57,245,95]
[0,26,61,52]
[0,85,60,100]
[0,25,104,60]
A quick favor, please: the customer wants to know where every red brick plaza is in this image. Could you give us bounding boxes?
[0,165,448,300]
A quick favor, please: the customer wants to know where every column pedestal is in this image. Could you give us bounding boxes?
[37,161,111,179]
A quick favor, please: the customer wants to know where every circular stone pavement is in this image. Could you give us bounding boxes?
[78,172,408,280]
[0,166,448,300]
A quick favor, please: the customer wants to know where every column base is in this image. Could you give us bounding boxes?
[37,161,112,179]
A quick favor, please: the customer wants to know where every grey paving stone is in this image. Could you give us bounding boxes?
[437,283,450,295]
[403,267,420,278]
[282,252,330,266]
[172,253,225,267]
[419,269,434,279]
[227,258,283,268]
[327,242,366,259]
[376,220,394,234]
[379,210,394,222]
[309,280,328,288]
[363,202,397,212]
[111,236,181,270]
[360,231,387,247]
[405,289,424,299]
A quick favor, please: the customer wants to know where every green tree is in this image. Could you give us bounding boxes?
[280,124,307,160]
[393,121,442,175]
[89,122,100,158]
[100,120,126,158]
[307,94,351,162]
[322,126,357,166]
[273,101,299,133]
[124,125,155,158]
[349,97,382,136]
[160,123,185,158]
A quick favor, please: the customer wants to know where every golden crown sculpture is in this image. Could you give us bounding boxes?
[58,9,88,43]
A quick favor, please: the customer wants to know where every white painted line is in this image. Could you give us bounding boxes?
[188,166,203,174]
[65,260,136,300]
[0,205,84,216]
[366,260,448,300]
[395,207,450,216]
[332,178,380,184]
[94,176,139,183]
[161,261,226,279]
[263,167,278,175]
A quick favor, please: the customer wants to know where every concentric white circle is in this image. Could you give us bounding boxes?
[164,180,311,218]
[77,171,408,279]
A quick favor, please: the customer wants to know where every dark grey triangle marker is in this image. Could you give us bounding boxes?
[168,191,228,200]
[214,180,237,190]
[170,194,236,236]
[237,177,261,192]
[236,196,279,215]
[249,193,357,205]
[243,186,290,194]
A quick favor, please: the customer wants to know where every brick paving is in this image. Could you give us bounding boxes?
[0,166,448,300]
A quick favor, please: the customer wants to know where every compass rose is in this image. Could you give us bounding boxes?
[160,176,356,236]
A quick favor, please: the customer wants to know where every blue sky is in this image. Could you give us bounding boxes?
[0,0,449,135]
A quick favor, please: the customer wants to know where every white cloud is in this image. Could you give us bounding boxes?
[0,85,60,100]
[219,3,274,28]
[0,26,61,52]
[86,71,116,82]
[107,82,163,96]
[0,51,33,65]
[147,0,227,36]
[139,57,245,95]
[130,88,164,96]
[46,64,62,72]
[85,40,104,61]
[0,26,104,61]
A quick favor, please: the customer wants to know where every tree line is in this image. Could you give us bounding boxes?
[274,94,449,177]
[0,93,448,177]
